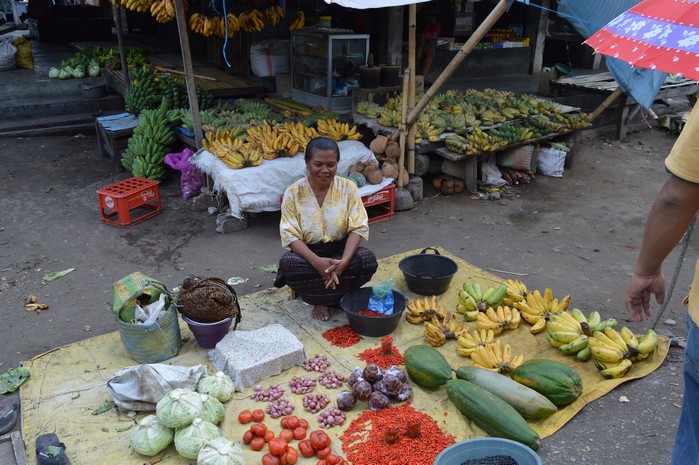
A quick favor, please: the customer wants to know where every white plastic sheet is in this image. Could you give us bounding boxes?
[191,140,381,218]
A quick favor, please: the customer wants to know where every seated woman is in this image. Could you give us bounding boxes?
[274,137,378,321]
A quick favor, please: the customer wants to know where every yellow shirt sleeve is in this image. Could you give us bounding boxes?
[279,184,304,248]
[665,100,699,183]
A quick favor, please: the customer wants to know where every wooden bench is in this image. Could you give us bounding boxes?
[550,71,698,140]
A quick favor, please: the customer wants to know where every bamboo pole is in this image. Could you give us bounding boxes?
[390,0,511,140]
[398,70,410,189]
[173,0,203,149]
[112,6,129,88]
[407,3,416,174]
[588,87,624,122]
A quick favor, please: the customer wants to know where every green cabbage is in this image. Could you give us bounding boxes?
[197,437,245,465]
[174,418,221,459]
[58,69,71,80]
[48,67,60,79]
[130,415,174,457]
[197,372,235,402]
[88,64,101,77]
[72,65,85,79]
[198,394,225,425]
[156,388,203,429]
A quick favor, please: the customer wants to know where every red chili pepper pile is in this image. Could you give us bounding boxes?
[339,403,455,465]
[357,345,404,369]
[322,324,360,348]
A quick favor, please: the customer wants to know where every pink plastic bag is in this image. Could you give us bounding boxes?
[164,149,204,200]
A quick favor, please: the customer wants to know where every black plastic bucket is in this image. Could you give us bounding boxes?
[340,288,407,337]
[398,248,458,295]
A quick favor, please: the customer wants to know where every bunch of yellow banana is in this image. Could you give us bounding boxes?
[463,127,508,152]
[478,109,508,127]
[456,282,508,321]
[225,13,241,38]
[264,5,285,26]
[246,122,277,150]
[471,340,524,374]
[150,0,175,23]
[356,101,382,119]
[288,10,305,31]
[414,118,443,144]
[279,121,319,151]
[316,119,362,141]
[259,132,302,160]
[586,326,641,378]
[621,327,658,362]
[456,329,495,357]
[378,108,401,128]
[120,0,153,13]
[514,287,571,334]
[423,314,467,347]
[406,295,448,324]
[476,306,521,334]
[215,145,263,170]
[502,279,528,307]
[203,129,245,153]
[240,10,265,32]
[444,134,478,156]
[189,13,206,34]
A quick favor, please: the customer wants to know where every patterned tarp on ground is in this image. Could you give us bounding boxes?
[20,247,669,465]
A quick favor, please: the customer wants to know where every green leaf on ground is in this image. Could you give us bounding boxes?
[258,264,278,274]
[0,365,30,394]
[92,400,115,415]
[42,268,75,282]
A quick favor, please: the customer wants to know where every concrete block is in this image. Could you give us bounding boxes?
[191,187,218,211]
[414,154,431,176]
[407,176,423,201]
[394,188,414,211]
[216,211,248,233]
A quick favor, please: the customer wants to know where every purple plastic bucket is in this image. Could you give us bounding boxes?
[182,315,232,349]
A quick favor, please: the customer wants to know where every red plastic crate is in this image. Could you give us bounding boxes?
[362,183,395,224]
[96,177,162,227]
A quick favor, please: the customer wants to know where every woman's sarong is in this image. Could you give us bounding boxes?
[274,239,378,307]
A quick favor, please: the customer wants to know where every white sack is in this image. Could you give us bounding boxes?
[250,40,290,77]
[537,145,567,177]
[0,38,17,71]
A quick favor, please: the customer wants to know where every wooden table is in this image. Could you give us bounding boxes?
[550,71,698,140]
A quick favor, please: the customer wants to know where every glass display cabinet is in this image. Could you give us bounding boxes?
[291,31,370,111]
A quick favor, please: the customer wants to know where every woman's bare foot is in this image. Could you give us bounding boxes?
[312,305,343,321]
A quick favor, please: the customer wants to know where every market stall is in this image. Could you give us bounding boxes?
[19,247,668,465]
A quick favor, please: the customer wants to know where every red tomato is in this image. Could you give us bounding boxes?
[280,416,290,429]
[285,446,299,465]
[238,410,253,424]
[298,419,309,430]
[316,461,327,465]
[326,454,342,465]
[279,429,294,443]
[250,423,268,437]
[316,446,332,460]
[268,438,289,457]
[286,415,300,429]
[250,437,266,451]
[252,409,266,422]
[242,429,254,445]
[298,439,315,458]
[262,453,281,465]
[292,427,307,440]
[309,430,331,451]
[264,429,275,443]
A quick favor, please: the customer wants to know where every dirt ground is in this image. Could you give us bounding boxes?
[0,126,696,464]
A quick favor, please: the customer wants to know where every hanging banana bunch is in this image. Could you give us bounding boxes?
[288,10,305,31]
[265,5,285,26]
[239,10,265,32]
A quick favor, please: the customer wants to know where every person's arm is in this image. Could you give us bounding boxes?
[626,174,699,321]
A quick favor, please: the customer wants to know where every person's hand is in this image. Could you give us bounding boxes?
[313,257,340,289]
[625,272,666,322]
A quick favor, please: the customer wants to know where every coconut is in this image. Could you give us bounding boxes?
[380,162,398,179]
[398,166,409,187]
[453,178,466,193]
[432,174,444,190]
[384,141,401,160]
[364,166,383,185]
[369,135,389,155]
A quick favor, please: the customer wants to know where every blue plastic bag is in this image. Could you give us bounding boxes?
[367,278,395,315]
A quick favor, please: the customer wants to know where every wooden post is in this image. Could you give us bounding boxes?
[529,0,549,75]
[173,0,203,149]
[407,3,416,174]
[386,7,404,68]
[112,6,129,87]
[392,0,510,133]
[398,70,410,189]
[589,87,624,122]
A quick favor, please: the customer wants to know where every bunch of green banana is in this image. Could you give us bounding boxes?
[514,287,571,334]
[124,99,173,181]
[444,134,478,156]
[478,109,508,127]
[378,108,401,128]
[456,283,507,321]
[525,115,568,134]
[536,99,562,116]
[414,119,443,144]
[356,101,383,119]
[124,65,160,115]
[488,125,534,144]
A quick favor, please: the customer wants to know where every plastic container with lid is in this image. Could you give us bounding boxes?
[318,16,332,28]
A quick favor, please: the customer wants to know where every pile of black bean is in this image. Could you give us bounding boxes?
[461,455,519,465]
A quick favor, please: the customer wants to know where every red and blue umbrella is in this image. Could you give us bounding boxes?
[585,0,699,81]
